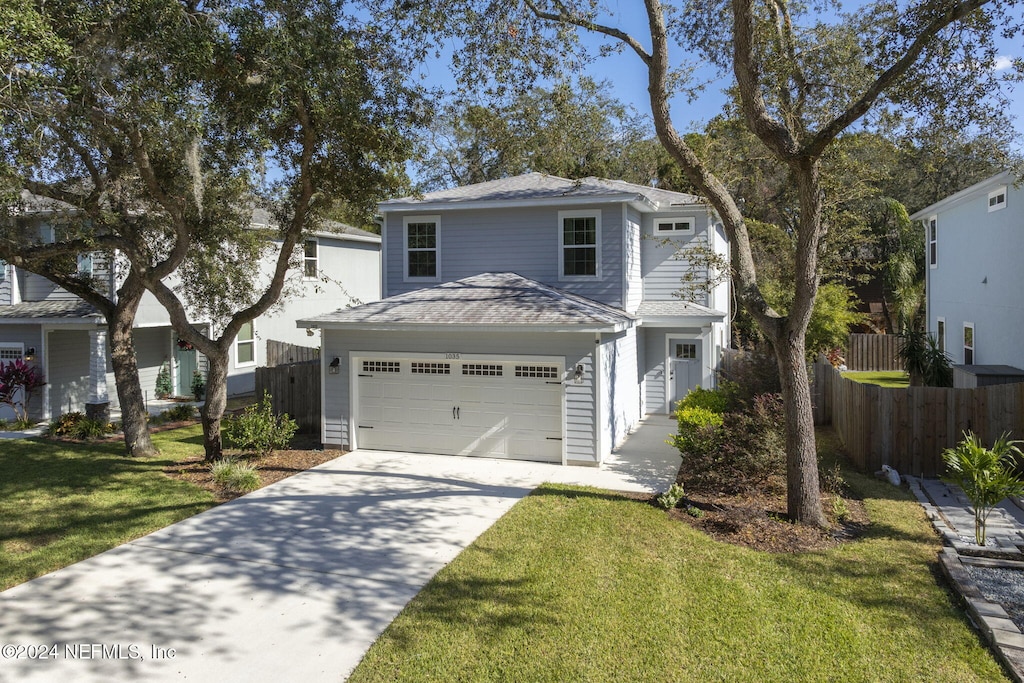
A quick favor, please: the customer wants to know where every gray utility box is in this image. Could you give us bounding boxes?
[953,365,1024,389]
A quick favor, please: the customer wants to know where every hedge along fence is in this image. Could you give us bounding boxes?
[813,360,1024,477]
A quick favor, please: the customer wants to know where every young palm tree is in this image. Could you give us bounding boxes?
[942,431,1024,546]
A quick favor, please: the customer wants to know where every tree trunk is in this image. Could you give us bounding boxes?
[108,309,158,457]
[775,331,827,526]
[200,353,229,461]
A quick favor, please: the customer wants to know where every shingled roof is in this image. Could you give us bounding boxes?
[380,173,702,212]
[301,272,637,331]
[0,300,103,322]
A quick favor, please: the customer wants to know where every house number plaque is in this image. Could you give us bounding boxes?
[444,352,461,360]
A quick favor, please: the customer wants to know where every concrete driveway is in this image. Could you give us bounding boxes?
[0,417,679,682]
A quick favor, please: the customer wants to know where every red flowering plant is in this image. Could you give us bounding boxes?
[0,359,46,427]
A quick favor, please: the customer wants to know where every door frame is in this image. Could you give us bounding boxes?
[663,332,710,413]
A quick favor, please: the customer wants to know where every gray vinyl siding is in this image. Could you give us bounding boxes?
[125,326,171,408]
[0,325,43,421]
[624,208,643,314]
[643,328,667,414]
[48,329,91,416]
[601,327,640,451]
[383,204,625,307]
[926,180,1024,369]
[641,210,712,304]
[321,328,598,463]
[19,252,114,302]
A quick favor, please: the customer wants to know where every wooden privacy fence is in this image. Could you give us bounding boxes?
[845,333,901,372]
[813,360,1024,477]
[254,360,320,433]
[266,339,320,367]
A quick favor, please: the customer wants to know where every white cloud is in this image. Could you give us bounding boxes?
[993,55,1014,72]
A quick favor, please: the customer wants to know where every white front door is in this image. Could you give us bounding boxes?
[669,339,701,410]
[355,357,563,462]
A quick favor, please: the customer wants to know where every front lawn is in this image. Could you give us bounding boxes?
[350,443,1005,681]
[0,426,216,591]
[841,370,910,388]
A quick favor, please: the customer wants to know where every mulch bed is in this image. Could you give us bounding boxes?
[164,432,344,502]
[658,474,870,553]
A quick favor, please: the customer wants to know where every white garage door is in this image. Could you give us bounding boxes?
[355,357,563,463]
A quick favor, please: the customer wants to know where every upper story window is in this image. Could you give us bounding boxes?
[927,216,937,268]
[988,186,1007,212]
[303,239,318,279]
[0,258,6,283]
[77,253,93,277]
[655,218,695,235]
[235,321,256,367]
[559,210,601,279]
[963,322,975,365]
[936,318,945,353]
[404,215,440,280]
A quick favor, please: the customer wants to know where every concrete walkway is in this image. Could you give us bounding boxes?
[0,417,679,682]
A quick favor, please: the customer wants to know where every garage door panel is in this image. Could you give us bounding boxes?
[356,358,564,463]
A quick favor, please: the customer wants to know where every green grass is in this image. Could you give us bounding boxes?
[350,433,1005,682]
[841,370,910,388]
[0,426,215,590]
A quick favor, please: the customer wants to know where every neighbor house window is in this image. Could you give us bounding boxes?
[404,216,439,280]
[77,253,93,277]
[0,343,24,361]
[303,239,318,279]
[936,318,945,353]
[0,258,6,283]
[559,210,600,278]
[988,186,1007,212]
[235,321,255,366]
[927,217,937,268]
[963,323,974,365]
[655,218,695,235]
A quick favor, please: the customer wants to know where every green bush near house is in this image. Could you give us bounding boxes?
[155,362,173,399]
[223,393,297,457]
[943,431,1024,546]
[46,412,117,440]
[210,457,260,493]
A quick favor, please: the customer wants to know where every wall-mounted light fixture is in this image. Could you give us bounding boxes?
[573,364,584,384]
[328,357,340,375]
[25,347,36,362]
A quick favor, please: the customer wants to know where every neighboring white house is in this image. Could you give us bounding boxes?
[0,201,380,421]
[912,170,1024,370]
[301,173,730,466]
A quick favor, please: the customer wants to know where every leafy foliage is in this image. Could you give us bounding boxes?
[210,457,261,493]
[46,412,117,440]
[155,364,173,400]
[223,394,297,457]
[0,359,45,425]
[943,432,1024,546]
[657,483,686,510]
[898,330,952,387]
[190,371,205,402]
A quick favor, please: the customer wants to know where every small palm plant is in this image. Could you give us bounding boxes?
[942,431,1024,546]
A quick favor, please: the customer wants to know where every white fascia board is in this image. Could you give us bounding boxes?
[300,321,633,334]
[909,170,1016,220]
[378,194,657,214]
[638,314,727,328]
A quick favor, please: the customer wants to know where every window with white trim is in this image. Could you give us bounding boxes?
[927,216,937,268]
[559,210,600,278]
[936,318,945,353]
[963,323,975,365]
[411,361,450,374]
[404,216,439,280]
[675,343,697,359]
[0,258,6,283]
[77,253,93,277]
[0,343,24,361]
[655,218,695,235]
[463,363,502,376]
[515,365,558,379]
[988,186,1007,212]
[303,239,318,279]
[235,321,256,366]
[363,360,400,373]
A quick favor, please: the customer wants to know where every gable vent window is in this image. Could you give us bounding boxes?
[655,218,695,234]
[515,365,559,379]
[363,360,400,373]
[559,211,599,278]
[988,186,1007,212]
[463,363,502,376]
[411,361,450,374]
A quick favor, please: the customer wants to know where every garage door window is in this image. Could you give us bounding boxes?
[463,363,502,376]
[363,360,400,373]
[0,344,24,361]
[515,365,559,379]
[411,361,450,374]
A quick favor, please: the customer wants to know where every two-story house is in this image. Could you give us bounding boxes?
[0,200,381,422]
[301,173,730,466]
[912,170,1023,373]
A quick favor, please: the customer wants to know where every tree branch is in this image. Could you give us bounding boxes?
[523,0,652,65]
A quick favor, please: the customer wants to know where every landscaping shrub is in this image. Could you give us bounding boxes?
[210,458,261,493]
[163,404,196,422]
[46,412,117,440]
[672,393,786,493]
[657,483,686,510]
[155,362,173,399]
[677,384,735,414]
[191,371,205,402]
[223,393,297,456]
[943,431,1024,545]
